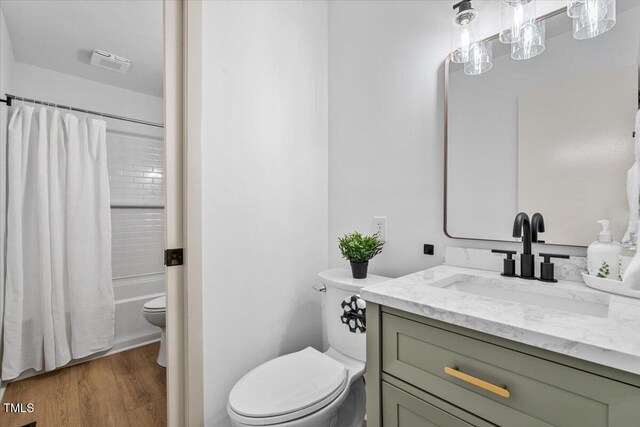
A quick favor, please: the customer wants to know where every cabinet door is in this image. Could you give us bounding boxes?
[382,382,476,427]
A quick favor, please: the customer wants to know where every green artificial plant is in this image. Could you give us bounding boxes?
[338,231,385,264]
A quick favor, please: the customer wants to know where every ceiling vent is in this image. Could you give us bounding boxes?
[90,49,131,73]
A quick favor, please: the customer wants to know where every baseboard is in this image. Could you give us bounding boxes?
[104,332,162,357]
[0,381,7,402]
[8,332,161,383]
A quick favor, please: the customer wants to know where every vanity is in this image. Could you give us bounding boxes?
[361,256,640,427]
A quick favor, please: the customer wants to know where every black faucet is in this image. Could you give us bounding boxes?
[531,213,545,244]
[512,212,536,279]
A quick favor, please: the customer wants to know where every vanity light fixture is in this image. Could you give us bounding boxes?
[453,0,612,77]
[499,0,536,44]
[569,0,616,40]
[451,0,479,64]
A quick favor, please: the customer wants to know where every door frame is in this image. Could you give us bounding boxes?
[164,1,204,425]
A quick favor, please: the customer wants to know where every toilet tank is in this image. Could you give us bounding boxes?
[318,269,390,362]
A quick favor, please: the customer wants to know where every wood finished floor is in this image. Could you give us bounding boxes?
[0,343,166,427]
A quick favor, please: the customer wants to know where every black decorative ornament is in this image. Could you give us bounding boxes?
[340,295,366,333]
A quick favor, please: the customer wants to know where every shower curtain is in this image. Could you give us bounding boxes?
[1,105,114,381]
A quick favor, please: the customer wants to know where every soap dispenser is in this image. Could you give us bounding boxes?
[587,220,621,280]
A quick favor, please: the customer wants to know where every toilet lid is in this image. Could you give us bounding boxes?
[228,347,347,424]
[143,296,165,312]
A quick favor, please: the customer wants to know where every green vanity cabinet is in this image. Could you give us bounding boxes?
[366,303,640,427]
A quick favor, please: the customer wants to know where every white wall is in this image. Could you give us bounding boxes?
[327,0,586,279]
[328,1,450,277]
[200,1,328,425]
[11,62,162,123]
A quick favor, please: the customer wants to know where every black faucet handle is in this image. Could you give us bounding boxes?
[492,249,517,277]
[491,249,516,258]
[538,253,570,282]
[539,253,570,263]
[491,249,517,256]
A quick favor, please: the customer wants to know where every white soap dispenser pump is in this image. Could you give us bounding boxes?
[587,220,621,280]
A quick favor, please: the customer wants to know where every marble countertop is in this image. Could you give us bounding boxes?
[360,265,640,375]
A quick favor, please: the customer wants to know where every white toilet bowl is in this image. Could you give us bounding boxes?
[228,347,366,427]
[142,295,166,367]
[227,269,389,427]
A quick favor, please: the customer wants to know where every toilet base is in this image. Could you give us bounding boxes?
[157,329,166,367]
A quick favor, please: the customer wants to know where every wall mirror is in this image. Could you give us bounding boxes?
[445,4,640,247]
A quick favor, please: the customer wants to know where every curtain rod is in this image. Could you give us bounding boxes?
[111,205,164,209]
[0,94,164,129]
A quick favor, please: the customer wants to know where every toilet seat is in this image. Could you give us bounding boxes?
[143,296,166,313]
[228,347,348,426]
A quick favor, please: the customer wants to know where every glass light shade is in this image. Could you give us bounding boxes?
[511,20,545,60]
[567,0,609,18]
[464,41,493,76]
[567,0,587,18]
[572,0,616,40]
[451,8,479,63]
[500,0,535,44]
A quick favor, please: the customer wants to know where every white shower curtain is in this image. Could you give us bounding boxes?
[2,105,114,380]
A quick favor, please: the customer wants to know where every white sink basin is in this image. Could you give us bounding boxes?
[434,275,610,318]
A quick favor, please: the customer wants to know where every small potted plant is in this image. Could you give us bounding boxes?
[338,231,385,279]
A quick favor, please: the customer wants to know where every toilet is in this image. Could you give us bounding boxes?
[142,295,166,367]
[227,269,389,427]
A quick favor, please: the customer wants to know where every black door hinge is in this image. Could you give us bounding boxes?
[164,248,184,266]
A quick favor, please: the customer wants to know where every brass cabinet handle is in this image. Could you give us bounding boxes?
[444,366,511,399]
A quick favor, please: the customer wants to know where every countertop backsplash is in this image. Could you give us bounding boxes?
[444,247,588,283]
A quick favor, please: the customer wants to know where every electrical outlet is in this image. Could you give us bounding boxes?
[423,244,434,255]
[372,216,387,242]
